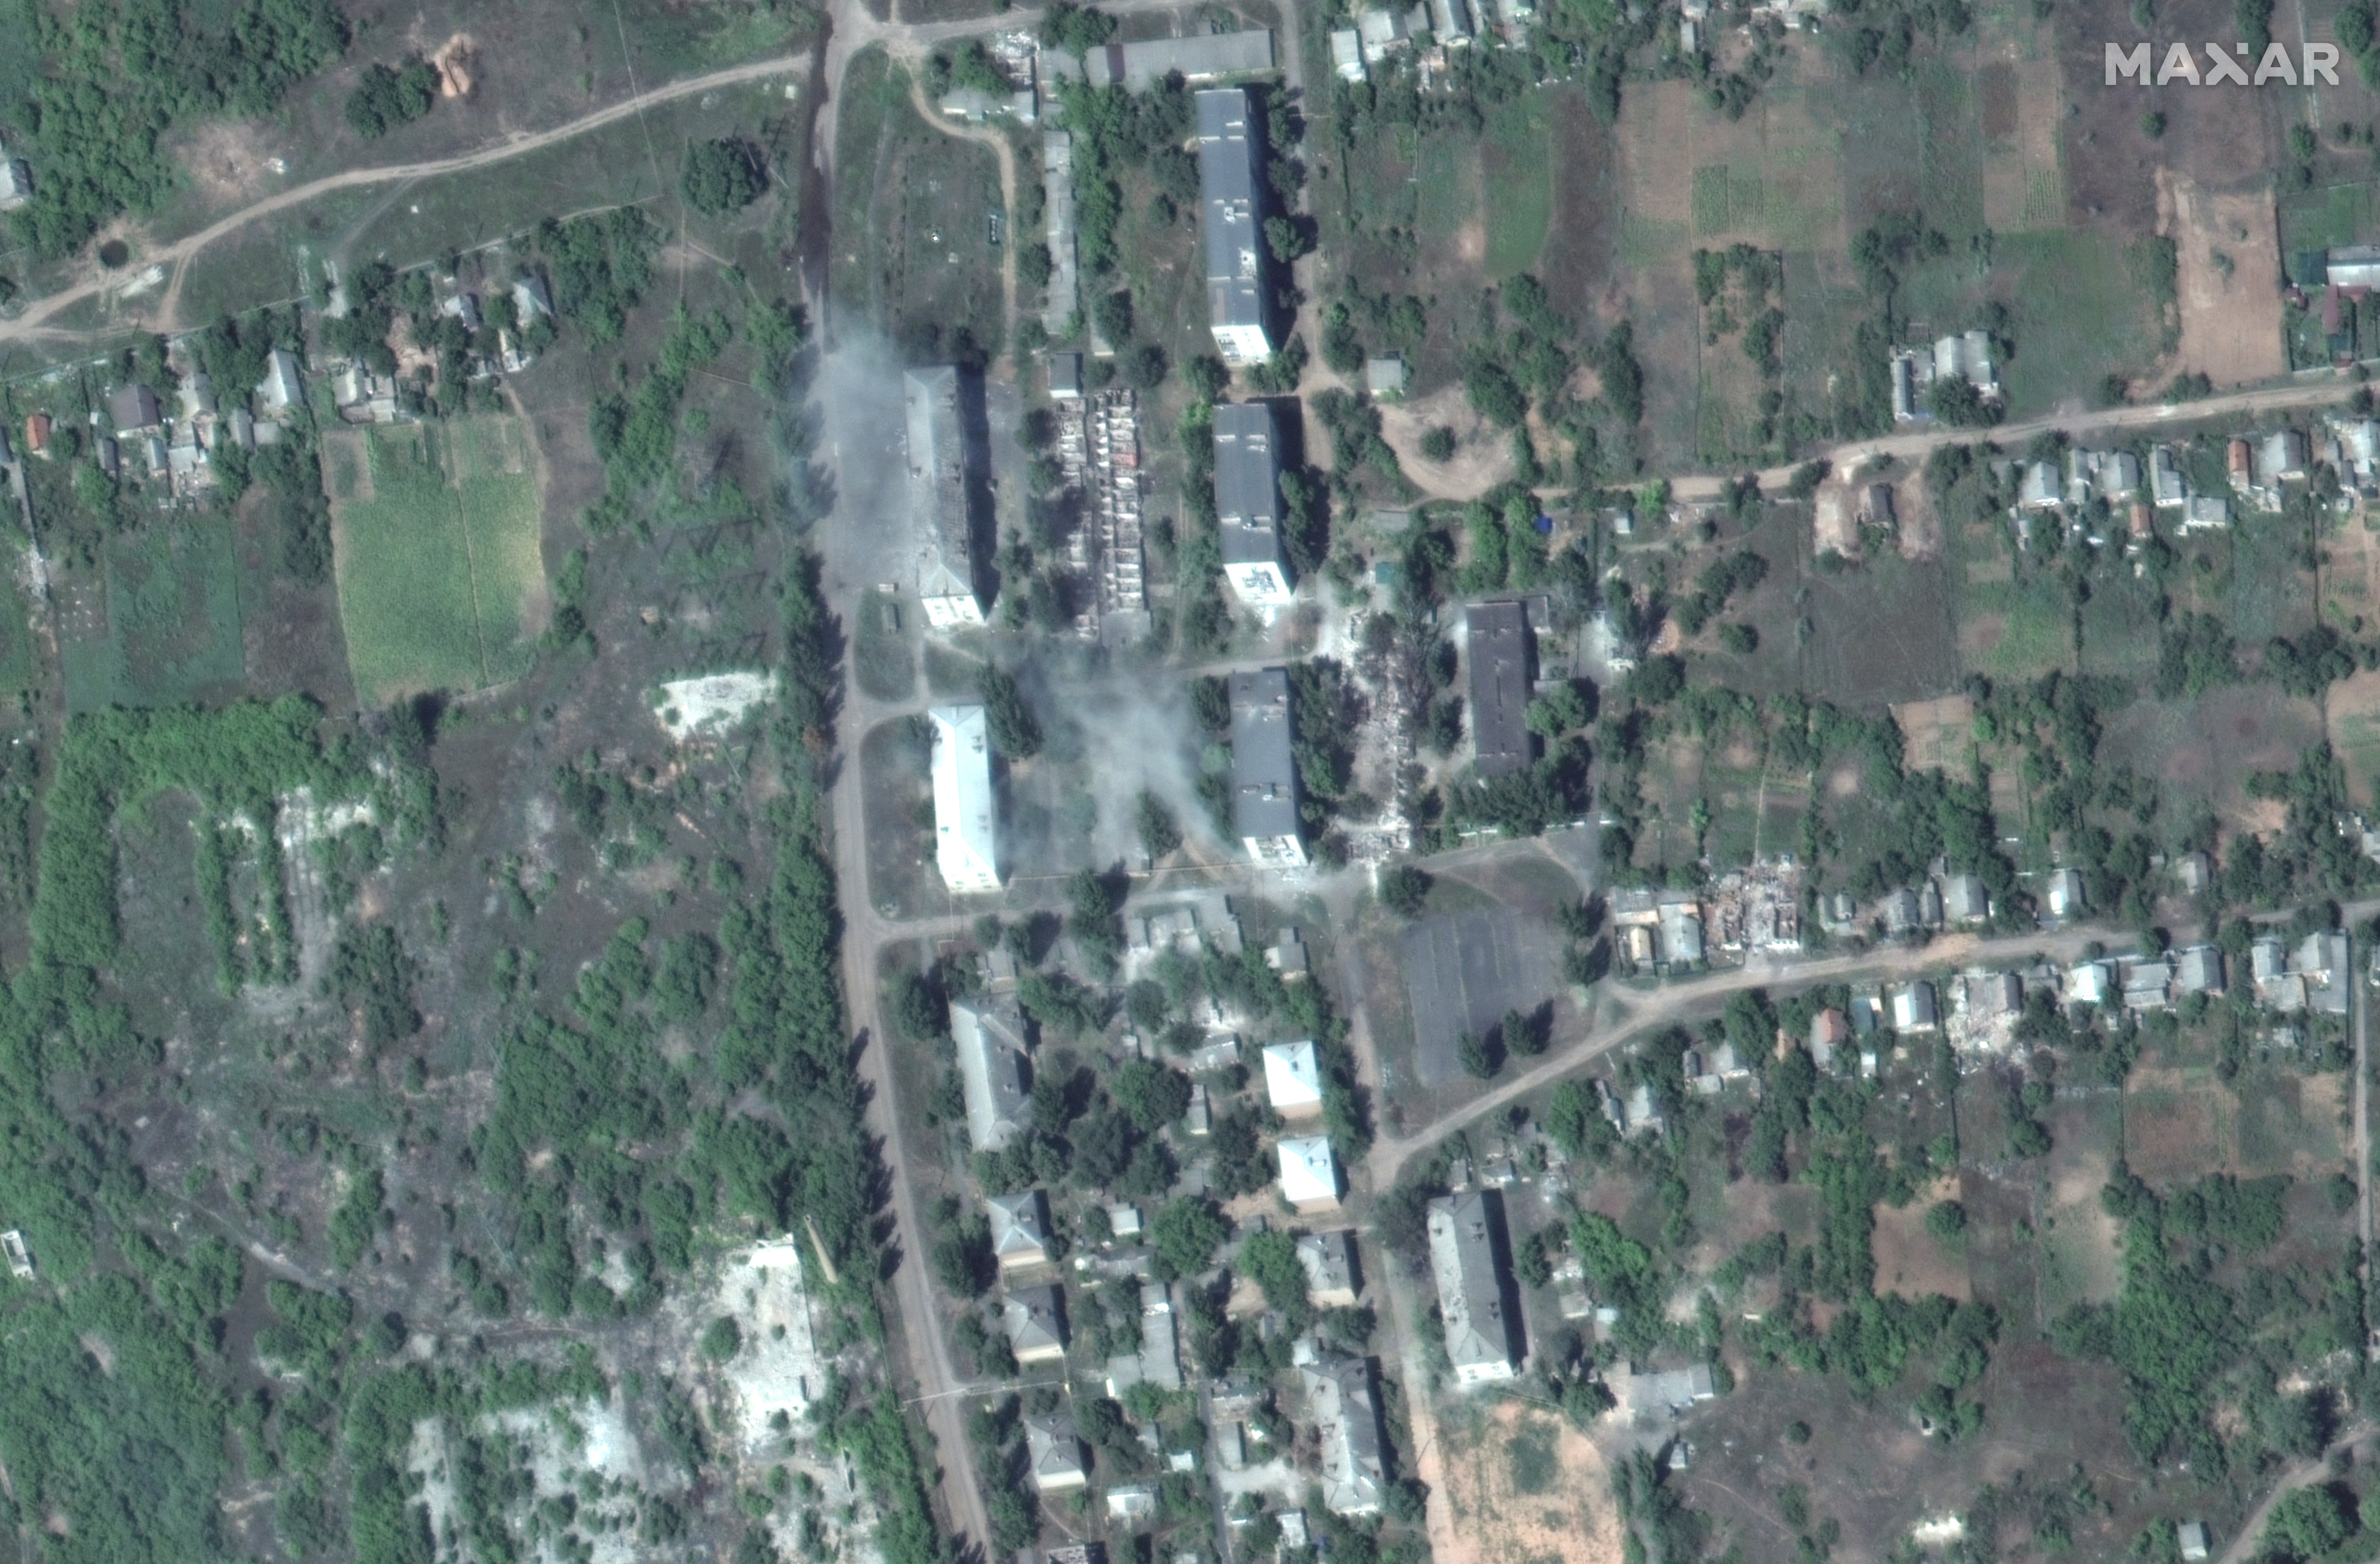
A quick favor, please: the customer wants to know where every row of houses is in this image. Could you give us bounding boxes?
[1889,331,2001,424]
[1326,0,1536,80]
[8,350,306,498]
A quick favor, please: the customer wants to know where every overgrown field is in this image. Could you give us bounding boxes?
[329,416,545,705]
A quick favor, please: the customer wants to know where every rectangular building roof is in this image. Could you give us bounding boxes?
[905,367,988,608]
[1465,600,1533,777]
[1197,88,1267,334]
[930,705,1000,891]
[1277,1134,1341,1206]
[1042,29,1274,87]
[952,995,1032,1150]
[1263,1038,1324,1113]
[1300,1356,1385,1514]
[1427,1191,1517,1379]
[1230,666,1302,845]
[1214,401,1284,566]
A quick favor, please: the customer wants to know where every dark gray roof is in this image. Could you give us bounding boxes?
[1230,667,1301,843]
[1465,601,1533,777]
[905,366,990,603]
[1300,1355,1385,1513]
[1003,1283,1068,1354]
[953,996,1033,1151]
[1197,89,1266,333]
[1213,402,1284,567]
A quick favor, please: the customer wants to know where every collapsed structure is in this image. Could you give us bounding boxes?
[903,366,991,628]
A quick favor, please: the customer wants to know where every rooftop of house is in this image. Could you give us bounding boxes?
[1466,600,1534,778]
[1263,1039,1324,1110]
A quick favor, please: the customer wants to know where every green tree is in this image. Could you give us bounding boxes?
[1150,1196,1231,1280]
[979,665,1044,757]
[1457,1029,1496,1080]
[1135,790,1183,860]
[1420,426,1458,462]
[1111,1059,1192,1132]
[1379,865,1432,918]
[2264,1485,2349,1561]
[344,57,440,138]
[1237,1229,1312,1320]
[1924,1200,1968,1244]
[701,1316,743,1361]
[681,138,769,215]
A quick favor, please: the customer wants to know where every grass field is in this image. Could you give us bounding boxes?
[830,48,1005,359]
[330,416,546,707]
[1482,96,1551,278]
[60,518,246,711]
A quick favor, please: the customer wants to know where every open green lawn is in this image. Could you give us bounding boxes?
[330,416,545,706]
[1482,96,1551,278]
[61,517,246,711]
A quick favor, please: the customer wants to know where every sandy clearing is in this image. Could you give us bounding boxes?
[1434,1402,1624,1564]
[2157,169,2286,388]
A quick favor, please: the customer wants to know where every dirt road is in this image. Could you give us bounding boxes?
[2212,1425,2370,1564]
[1364,920,2131,1188]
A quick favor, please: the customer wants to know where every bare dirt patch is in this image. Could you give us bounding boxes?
[1378,385,1516,500]
[2123,1065,2231,1185]
[1872,1179,1971,1301]
[1892,694,1975,774]
[1813,487,1859,557]
[172,120,283,210]
[2157,169,2284,388]
[1895,473,1943,560]
[431,34,478,97]
[1434,1402,1622,1564]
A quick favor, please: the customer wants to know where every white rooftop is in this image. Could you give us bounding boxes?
[1263,1039,1324,1114]
[930,705,1001,893]
[1278,1135,1341,1206]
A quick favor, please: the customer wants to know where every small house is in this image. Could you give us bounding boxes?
[1891,981,1938,1032]
[1278,1136,1343,1213]
[1942,873,1989,924]
[258,350,304,416]
[1365,355,1407,397]
[1297,1229,1360,1307]
[2066,961,2112,1008]
[21,412,49,458]
[2177,1522,2209,1561]
[2045,868,2085,920]
[1003,1283,1069,1364]
[2173,945,2225,996]
[1808,1008,1851,1072]
[1025,1413,1087,1491]
[1263,1039,1326,1120]
[988,1189,1052,1270]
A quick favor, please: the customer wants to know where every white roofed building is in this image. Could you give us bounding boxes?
[1278,1135,1343,1212]
[930,705,1001,893]
[1263,1039,1325,1119]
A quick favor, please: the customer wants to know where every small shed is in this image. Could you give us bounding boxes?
[1365,355,1407,397]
